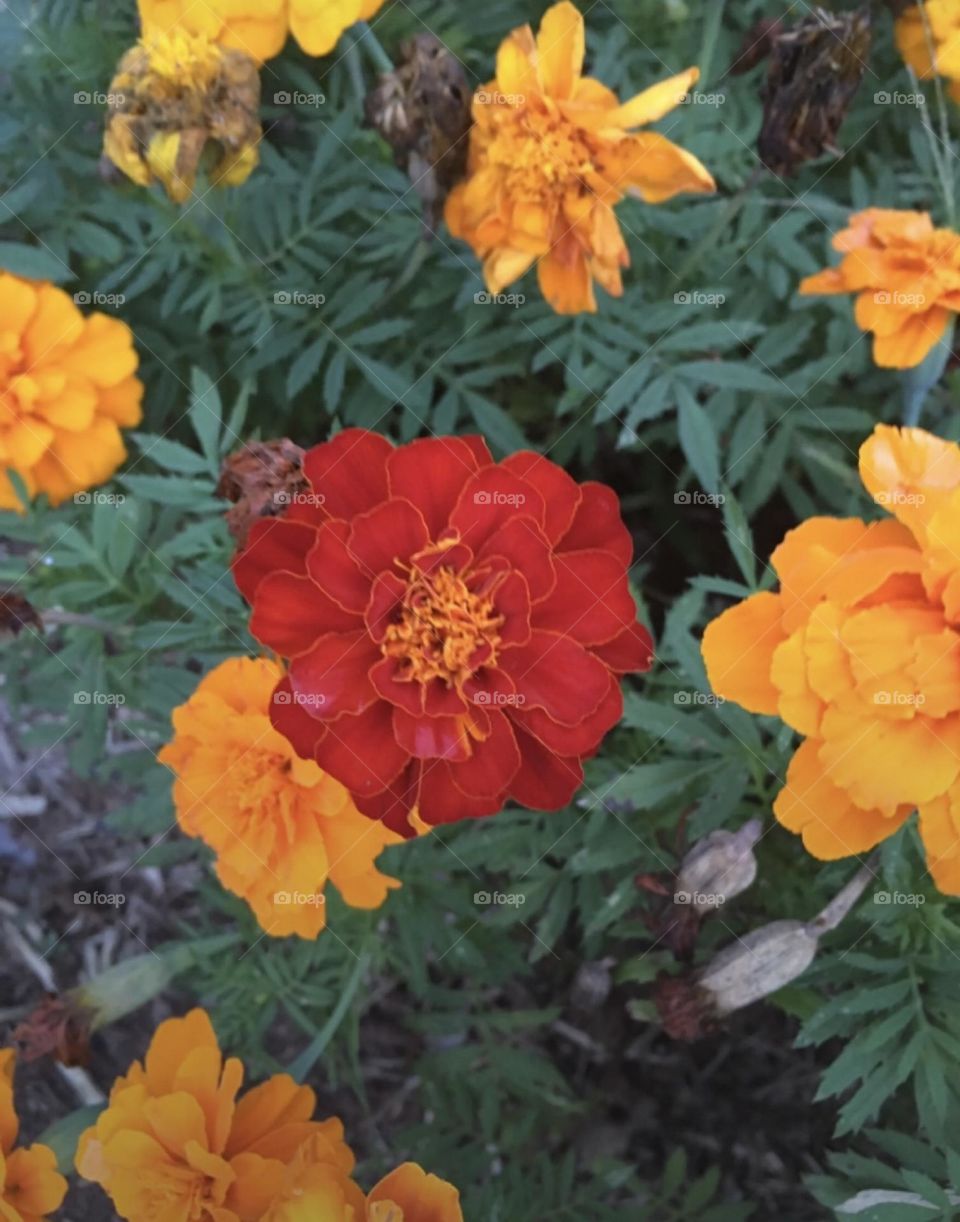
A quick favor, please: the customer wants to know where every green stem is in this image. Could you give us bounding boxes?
[287,951,369,1083]
[355,21,393,75]
[345,39,367,110]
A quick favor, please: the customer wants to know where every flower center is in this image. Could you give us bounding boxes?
[382,566,503,688]
[489,106,596,192]
[141,29,224,92]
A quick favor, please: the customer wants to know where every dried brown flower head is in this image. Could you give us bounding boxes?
[216,439,307,546]
[758,6,872,176]
[365,33,472,232]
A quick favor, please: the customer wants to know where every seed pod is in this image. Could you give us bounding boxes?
[675,818,761,912]
[698,919,820,1014]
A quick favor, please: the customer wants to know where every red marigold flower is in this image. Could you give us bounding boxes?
[233,429,653,835]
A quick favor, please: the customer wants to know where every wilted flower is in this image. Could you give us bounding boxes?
[0,1050,68,1221]
[702,424,960,893]
[76,1008,462,1220]
[233,429,653,835]
[0,273,143,510]
[445,0,715,314]
[105,28,261,203]
[0,593,42,639]
[138,0,386,62]
[365,33,471,232]
[800,208,960,368]
[675,819,762,912]
[896,2,960,103]
[157,656,401,938]
[216,438,307,546]
[757,6,872,176]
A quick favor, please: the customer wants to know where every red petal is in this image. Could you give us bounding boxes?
[477,518,556,602]
[500,630,610,726]
[250,571,359,657]
[462,667,518,710]
[557,481,632,564]
[312,701,411,797]
[592,621,654,674]
[365,571,407,641]
[302,428,392,520]
[508,728,583,811]
[269,676,326,760]
[288,630,379,719]
[387,436,491,537]
[533,549,636,645]
[348,498,430,580]
[233,519,315,602]
[501,451,581,544]
[392,708,471,761]
[306,520,369,612]
[510,675,622,757]
[449,468,546,552]
[353,764,419,837]
[370,656,425,715]
[492,570,532,647]
[450,710,521,798]
[416,760,504,826]
[423,680,469,717]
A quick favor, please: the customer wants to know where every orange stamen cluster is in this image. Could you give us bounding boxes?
[383,566,504,688]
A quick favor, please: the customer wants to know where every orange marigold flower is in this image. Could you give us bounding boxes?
[0,1049,68,1221]
[0,273,142,511]
[138,0,386,63]
[896,2,960,104]
[702,424,960,893]
[157,656,401,939]
[799,207,960,368]
[76,1008,463,1221]
[444,0,715,314]
[75,1008,364,1221]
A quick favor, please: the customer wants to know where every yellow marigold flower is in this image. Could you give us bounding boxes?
[444,0,715,314]
[157,656,401,939]
[701,424,960,893]
[105,28,261,203]
[896,2,960,104]
[0,1049,68,1221]
[0,273,142,511]
[76,1008,364,1221]
[138,0,386,63]
[800,207,960,368]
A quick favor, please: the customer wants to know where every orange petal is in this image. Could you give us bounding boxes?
[701,591,785,715]
[535,1,584,100]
